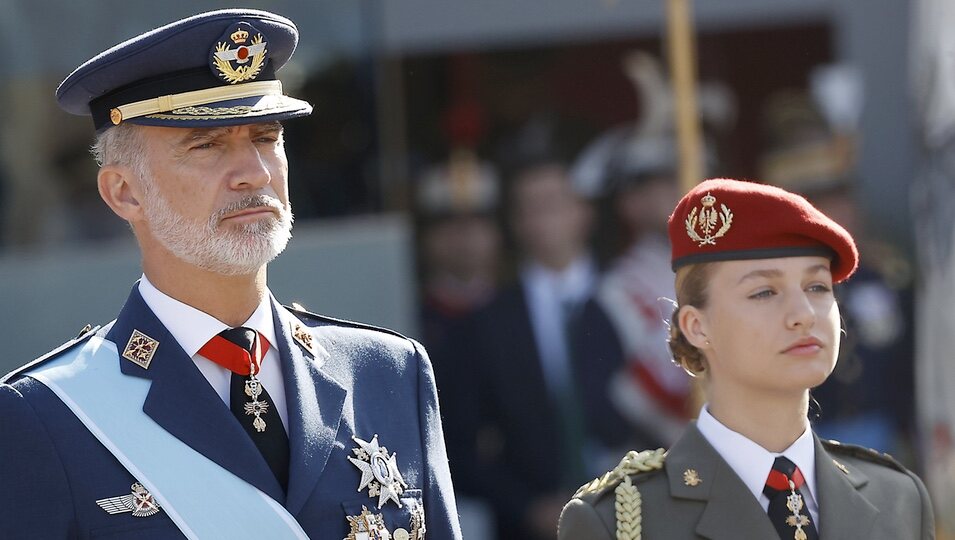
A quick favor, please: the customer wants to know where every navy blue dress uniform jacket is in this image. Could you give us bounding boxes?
[0,285,462,539]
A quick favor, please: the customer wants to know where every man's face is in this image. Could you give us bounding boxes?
[511,164,592,268]
[135,122,293,275]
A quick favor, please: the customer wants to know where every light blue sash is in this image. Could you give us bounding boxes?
[28,336,309,540]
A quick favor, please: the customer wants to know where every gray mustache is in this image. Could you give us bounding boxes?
[215,195,285,219]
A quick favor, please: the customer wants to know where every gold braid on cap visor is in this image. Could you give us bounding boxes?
[108,80,283,125]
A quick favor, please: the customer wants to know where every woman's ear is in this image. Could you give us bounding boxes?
[679,304,710,350]
[97,164,145,222]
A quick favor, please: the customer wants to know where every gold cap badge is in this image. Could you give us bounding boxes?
[685,192,733,246]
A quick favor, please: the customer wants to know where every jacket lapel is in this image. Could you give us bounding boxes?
[665,424,779,540]
[106,284,285,503]
[272,302,347,515]
[814,436,879,538]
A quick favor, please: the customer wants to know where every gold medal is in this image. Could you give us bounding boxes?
[784,480,811,540]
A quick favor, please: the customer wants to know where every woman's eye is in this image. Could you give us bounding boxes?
[748,289,775,300]
[807,283,833,293]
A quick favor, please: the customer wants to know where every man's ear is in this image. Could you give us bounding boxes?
[678,304,711,350]
[97,164,145,222]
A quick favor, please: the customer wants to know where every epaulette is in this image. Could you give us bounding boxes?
[284,303,413,342]
[574,448,667,499]
[1,324,102,384]
[573,448,666,540]
[822,439,907,473]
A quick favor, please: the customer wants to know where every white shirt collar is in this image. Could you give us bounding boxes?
[697,405,817,505]
[522,255,596,306]
[138,274,278,356]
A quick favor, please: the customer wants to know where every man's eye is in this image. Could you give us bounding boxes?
[191,142,215,150]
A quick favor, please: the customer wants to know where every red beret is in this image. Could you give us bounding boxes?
[668,178,858,283]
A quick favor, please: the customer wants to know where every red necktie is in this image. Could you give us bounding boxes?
[197,327,270,375]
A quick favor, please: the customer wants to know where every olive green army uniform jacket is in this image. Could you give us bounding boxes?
[558,423,934,540]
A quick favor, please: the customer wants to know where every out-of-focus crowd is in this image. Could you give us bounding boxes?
[414,56,915,540]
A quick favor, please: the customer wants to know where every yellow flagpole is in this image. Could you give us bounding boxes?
[666,0,703,193]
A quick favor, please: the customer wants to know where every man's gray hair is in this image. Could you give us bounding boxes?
[91,124,147,172]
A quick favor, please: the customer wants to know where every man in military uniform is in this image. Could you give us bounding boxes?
[0,9,461,539]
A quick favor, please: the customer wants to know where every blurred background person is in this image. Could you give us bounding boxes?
[571,52,733,450]
[760,67,916,458]
[453,155,621,540]
[414,149,502,538]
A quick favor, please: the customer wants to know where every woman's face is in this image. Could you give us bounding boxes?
[693,255,840,396]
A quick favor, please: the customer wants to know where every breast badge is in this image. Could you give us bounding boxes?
[95,482,161,517]
[344,505,391,540]
[348,434,409,509]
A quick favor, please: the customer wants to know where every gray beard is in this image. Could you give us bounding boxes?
[142,188,293,276]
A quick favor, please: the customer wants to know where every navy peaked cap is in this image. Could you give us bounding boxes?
[56,9,312,132]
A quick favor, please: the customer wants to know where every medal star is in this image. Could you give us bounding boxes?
[377,475,403,509]
[347,455,376,492]
[349,434,408,509]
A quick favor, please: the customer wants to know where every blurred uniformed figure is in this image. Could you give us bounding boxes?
[571,53,732,450]
[0,10,461,539]
[760,70,915,455]
[415,150,501,538]
[559,179,934,539]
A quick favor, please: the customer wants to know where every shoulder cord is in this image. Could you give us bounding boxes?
[613,448,666,540]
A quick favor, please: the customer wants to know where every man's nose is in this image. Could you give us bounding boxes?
[225,140,272,191]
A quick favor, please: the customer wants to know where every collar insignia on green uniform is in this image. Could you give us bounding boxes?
[210,22,269,85]
[683,468,702,486]
[348,434,409,509]
[122,329,159,369]
[95,482,162,517]
[292,323,317,356]
[833,459,850,475]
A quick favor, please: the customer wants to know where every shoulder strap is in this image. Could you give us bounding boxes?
[26,336,308,540]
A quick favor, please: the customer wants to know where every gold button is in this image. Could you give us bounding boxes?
[110,108,123,125]
[394,528,410,540]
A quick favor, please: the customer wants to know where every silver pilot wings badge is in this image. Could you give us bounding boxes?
[96,482,161,517]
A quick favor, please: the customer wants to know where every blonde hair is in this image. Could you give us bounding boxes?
[669,263,713,374]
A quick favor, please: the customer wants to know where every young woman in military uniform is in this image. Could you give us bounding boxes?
[558,178,934,539]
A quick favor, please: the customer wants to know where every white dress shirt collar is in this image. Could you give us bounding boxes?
[697,405,818,521]
[138,274,277,355]
[522,255,596,307]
